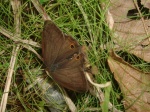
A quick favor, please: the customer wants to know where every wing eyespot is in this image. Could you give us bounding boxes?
[70,44,75,49]
[75,55,80,60]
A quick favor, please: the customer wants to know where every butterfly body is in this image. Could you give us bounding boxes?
[42,20,88,92]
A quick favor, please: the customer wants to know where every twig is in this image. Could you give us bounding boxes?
[131,0,150,48]
[0,26,40,48]
[22,44,42,60]
[0,26,42,60]
[0,45,20,112]
[0,0,21,111]
[133,0,148,35]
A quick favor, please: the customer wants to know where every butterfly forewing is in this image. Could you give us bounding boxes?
[42,20,65,67]
[42,21,80,67]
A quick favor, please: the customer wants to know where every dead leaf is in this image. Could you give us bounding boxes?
[107,51,150,112]
[110,0,150,43]
[109,0,150,62]
[141,1,150,9]
[129,43,150,62]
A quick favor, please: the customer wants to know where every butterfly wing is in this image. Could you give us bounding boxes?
[42,20,80,68]
[55,35,80,63]
[42,20,88,92]
[42,20,65,67]
[51,53,88,92]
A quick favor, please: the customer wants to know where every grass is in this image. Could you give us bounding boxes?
[0,0,131,111]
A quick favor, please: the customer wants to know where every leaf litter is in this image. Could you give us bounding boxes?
[107,0,150,111]
[1,0,150,111]
[108,51,150,112]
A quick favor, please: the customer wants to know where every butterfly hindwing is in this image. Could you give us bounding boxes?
[51,53,88,92]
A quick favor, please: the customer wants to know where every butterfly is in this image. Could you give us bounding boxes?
[42,20,89,92]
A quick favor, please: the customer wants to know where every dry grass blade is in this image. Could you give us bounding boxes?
[85,72,111,88]
[0,0,21,111]
[133,0,148,35]
[0,45,20,112]
[132,0,150,48]
[105,10,114,30]
[22,44,42,60]
[31,0,51,20]
[63,90,77,112]
[0,26,40,48]
[0,25,41,61]
[101,2,114,30]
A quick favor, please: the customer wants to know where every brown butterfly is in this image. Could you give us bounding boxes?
[42,20,89,92]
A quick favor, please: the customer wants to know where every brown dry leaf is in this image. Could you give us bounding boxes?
[109,0,150,62]
[107,51,150,112]
[141,0,150,9]
[129,41,150,62]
